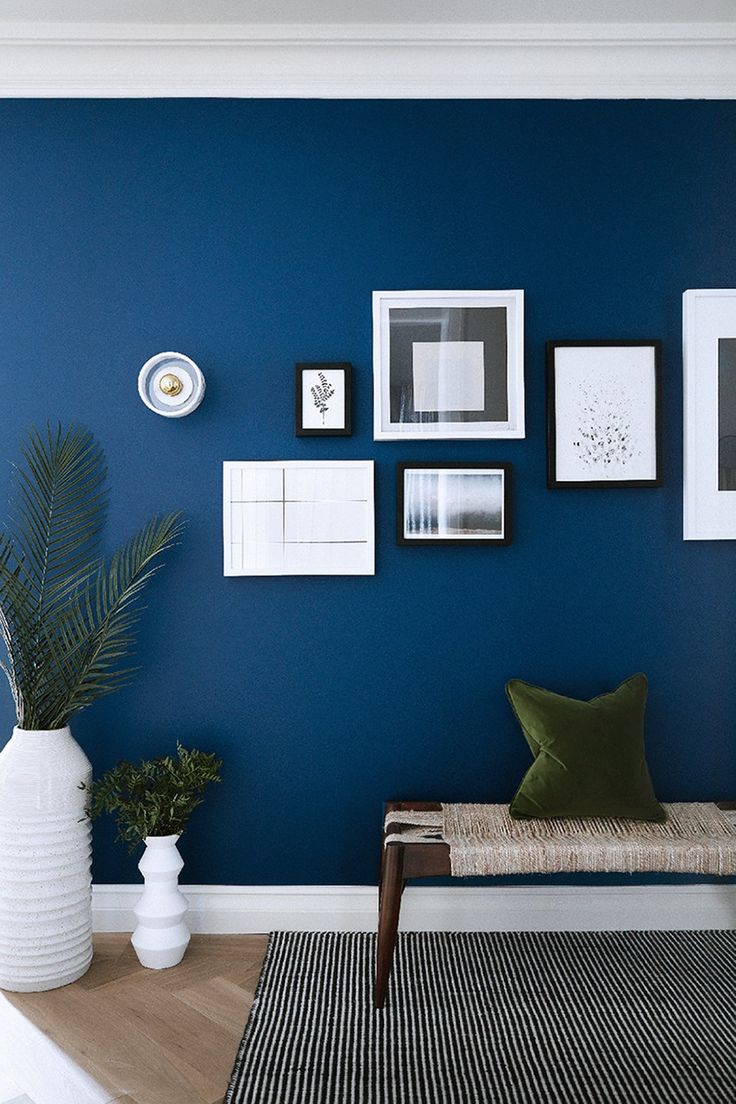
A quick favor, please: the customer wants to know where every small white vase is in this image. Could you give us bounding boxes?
[0,726,93,992]
[131,834,190,969]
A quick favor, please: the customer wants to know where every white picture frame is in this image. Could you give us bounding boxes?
[223,460,375,575]
[683,289,736,540]
[373,290,525,440]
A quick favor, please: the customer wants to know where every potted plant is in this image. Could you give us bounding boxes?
[0,423,182,992]
[85,744,221,968]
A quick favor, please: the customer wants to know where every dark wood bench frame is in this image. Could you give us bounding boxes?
[375,799,736,1009]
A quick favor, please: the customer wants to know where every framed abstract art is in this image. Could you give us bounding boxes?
[683,289,736,539]
[547,340,662,489]
[373,290,524,440]
[223,460,374,575]
[396,462,511,547]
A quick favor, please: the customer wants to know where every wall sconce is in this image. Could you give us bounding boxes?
[138,352,206,418]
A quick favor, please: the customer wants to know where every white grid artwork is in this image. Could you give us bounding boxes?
[223,461,375,576]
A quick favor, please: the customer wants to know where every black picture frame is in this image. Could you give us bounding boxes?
[396,461,512,547]
[295,362,352,437]
[547,340,663,489]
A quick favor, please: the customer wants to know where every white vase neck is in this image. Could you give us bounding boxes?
[12,725,72,740]
[144,834,181,847]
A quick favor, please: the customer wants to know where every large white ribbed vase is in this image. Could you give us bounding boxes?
[0,726,93,992]
[131,834,190,969]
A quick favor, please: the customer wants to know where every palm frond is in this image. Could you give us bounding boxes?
[41,512,184,728]
[2,424,108,724]
[0,423,183,730]
[11,424,107,609]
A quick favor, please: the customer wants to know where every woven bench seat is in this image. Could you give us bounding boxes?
[375,800,736,1008]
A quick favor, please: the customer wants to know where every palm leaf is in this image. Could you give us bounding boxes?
[2,424,107,725]
[41,513,184,728]
[11,424,106,610]
[0,423,183,730]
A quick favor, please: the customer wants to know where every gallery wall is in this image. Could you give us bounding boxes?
[0,98,734,885]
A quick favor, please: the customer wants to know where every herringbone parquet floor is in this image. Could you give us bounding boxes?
[6,933,269,1104]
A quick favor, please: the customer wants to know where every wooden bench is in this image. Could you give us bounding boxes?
[375,799,736,1008]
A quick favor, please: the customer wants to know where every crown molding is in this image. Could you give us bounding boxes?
[0,20,735,98]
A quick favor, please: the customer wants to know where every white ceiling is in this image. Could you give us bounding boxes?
[0,0,735,24]
[0,0,733,98]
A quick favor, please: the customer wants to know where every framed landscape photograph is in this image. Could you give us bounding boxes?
[683,289,736,539]
[547,340,662,489]
[373,290,524,440]
[396,462,511,547]
[295,362,352,436]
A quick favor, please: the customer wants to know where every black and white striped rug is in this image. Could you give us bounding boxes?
[226,929,736,1104]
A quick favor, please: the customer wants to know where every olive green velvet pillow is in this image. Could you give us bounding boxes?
[507,673,665,822]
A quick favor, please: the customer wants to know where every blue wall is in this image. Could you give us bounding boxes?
[0,100,735,886]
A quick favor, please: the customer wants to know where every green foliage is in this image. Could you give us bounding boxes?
[0,423,184,729]
[84,744,222,850]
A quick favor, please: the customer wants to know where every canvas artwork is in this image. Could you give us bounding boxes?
[373,291,525,439]
[397,463,511,546]
[223,461,374,575]
[547,341,662,488]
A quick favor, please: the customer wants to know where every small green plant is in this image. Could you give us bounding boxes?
[85,744,222,851]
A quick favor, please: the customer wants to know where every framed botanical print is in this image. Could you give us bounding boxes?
[373,291,524,439]
[683,289,736,539]
[295,363,352,437]
[547,340,662,489]
[396,462,511,546]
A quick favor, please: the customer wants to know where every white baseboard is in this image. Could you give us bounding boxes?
[92,882,736,935]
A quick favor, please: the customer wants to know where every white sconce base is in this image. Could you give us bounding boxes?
[138,352,205,418]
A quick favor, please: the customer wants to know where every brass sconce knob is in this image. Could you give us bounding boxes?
[159,373,183,397]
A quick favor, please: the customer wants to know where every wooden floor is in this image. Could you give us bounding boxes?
[5,933,269,1104]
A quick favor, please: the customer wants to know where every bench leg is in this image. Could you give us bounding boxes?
[375,843,404,1009]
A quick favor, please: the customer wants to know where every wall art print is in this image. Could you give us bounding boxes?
[223,460,374,575]
[683,289,736,539]
[396,462,511,546]
[547,340,662,489]
[373,291,525,440]
[295,362,352,436]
